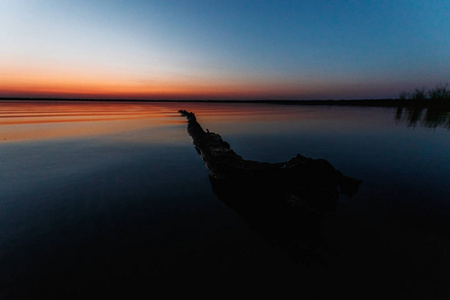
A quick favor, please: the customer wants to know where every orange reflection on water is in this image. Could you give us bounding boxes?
[0,100,389,143]
[0,101,184,142]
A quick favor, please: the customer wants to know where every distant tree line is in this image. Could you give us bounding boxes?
[399,83,450,100]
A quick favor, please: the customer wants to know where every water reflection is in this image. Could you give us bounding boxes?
[1,101,449,297]
[210,177,327,263]
[180,109,362,263]
[395,105,450,129]
[0,101,183,142]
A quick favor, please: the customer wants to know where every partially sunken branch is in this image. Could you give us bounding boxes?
[179,110,361,211]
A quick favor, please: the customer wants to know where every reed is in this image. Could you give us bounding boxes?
[399,83,450,100]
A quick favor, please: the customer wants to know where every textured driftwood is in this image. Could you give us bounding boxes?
[179,110,361,211]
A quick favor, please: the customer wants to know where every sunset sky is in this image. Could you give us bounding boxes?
[1,0,449,100]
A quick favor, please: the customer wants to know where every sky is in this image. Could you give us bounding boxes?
[1,0,449,100]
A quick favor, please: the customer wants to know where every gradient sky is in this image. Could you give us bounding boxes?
[1,0,449,100]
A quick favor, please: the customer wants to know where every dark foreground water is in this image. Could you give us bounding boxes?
[1,101,449,298]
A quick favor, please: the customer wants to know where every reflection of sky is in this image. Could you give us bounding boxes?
[0,101,184,142]
[2,101,448,142]
[1,0,450,99]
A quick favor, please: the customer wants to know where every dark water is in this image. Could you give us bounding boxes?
[1,101,449,298]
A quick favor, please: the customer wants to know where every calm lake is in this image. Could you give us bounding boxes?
[1,101,449,298]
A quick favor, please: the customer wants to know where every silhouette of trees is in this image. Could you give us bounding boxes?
[396,84,450,128]
[399,83,450,100]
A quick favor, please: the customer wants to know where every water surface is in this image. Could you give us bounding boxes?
[1,101,449,298]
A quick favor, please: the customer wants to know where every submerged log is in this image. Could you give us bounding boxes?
[179,110,361,212]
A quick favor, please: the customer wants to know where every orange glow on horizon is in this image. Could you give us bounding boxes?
[1,81,298,100]
[1,63,306,100]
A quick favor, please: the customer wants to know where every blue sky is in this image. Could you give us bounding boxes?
[1,0,449,99]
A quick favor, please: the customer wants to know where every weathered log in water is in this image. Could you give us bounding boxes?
[179,109,361,212]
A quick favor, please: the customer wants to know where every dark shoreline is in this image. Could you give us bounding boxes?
[1,97,449,108]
